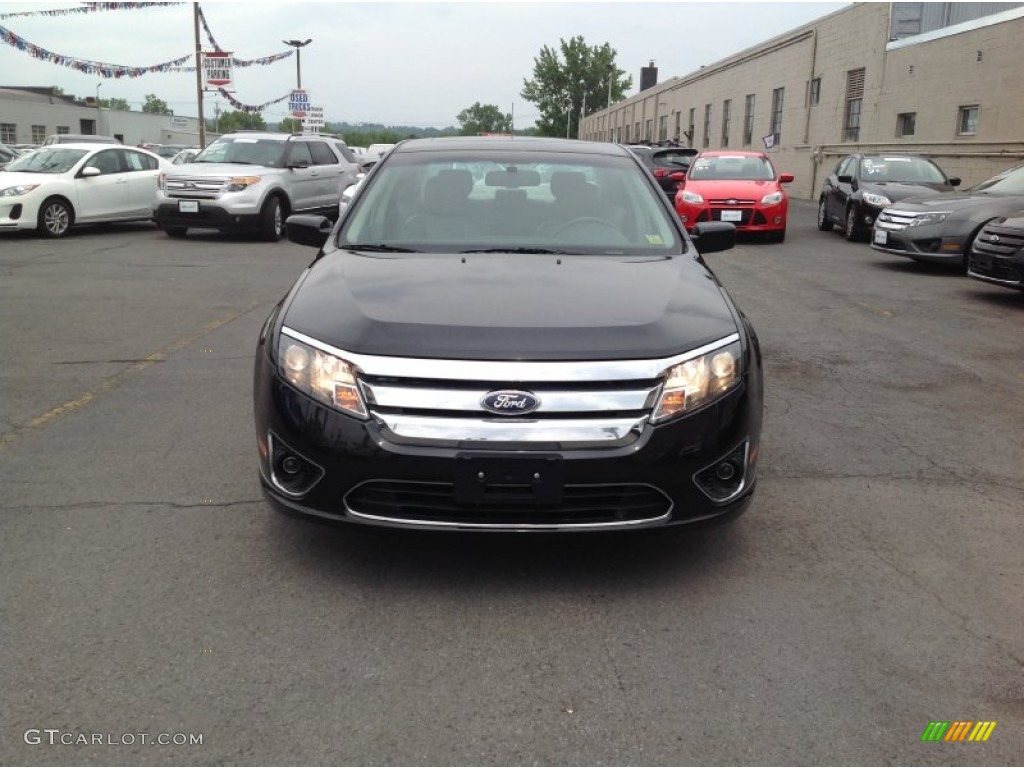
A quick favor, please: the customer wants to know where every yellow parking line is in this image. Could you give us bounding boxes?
[0,304,260,452]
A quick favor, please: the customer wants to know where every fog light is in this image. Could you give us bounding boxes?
[714,461,737,481]
[774,216,782,224]
[281,456,302,475]
[864,215,874,225]
[693,441,749,502]
[680,215,689,223]
[268,432,324,498]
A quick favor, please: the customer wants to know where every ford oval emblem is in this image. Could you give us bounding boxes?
[481,390,541,415]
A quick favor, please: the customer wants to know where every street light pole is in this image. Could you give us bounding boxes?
[282,39,312,89]
[579,78,586,140]
[95,82,102,135]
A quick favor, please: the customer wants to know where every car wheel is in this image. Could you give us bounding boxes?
[163,226,188,238]
[844,206,861,241]
[259,196,284,242]
[37,197,74,238]
[817,198,833,231]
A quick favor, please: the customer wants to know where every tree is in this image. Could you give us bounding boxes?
[142,94,171,115]
[277,118,302,133]
[213,110,266,133]
[99,97,130,111]
[521,36,632,138]
[456,102,512,135]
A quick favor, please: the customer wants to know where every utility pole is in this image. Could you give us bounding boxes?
[193,2,206,148]
[95,82,102,135]
[579,78,586,140]
[282,39,312,89]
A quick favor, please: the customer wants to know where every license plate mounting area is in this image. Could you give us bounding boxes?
[454,453,564,507]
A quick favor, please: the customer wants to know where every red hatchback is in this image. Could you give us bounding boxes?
[675,151,793,242]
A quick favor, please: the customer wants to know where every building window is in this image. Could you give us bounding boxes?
[721,99,731,147]
[658,114,668,142]
[645,119,653,141]
[687,107,695,146]
[743,94,755,145]
[57,125,70,135]
[843,68,865,142]
[958,105,979,135]
[634,122,641,141]
[32,125,47,144]
[897,112,916,137]
[770,88,784,144]
[624,124,631,143]
[809,77,821,106]
[703,103,712,148]
[0,123,15,144]
[674,111,681,141]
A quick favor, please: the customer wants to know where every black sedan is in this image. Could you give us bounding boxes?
[871,163,1024,268]
[626,144,698,199]
[254,136,762,532]
[968,214,1024,291]
[818,153,959,240]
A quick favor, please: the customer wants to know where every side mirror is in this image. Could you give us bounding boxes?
[690,221,736,253]
[80,166,101,178]
[837,174,853,184]
[948,177,961,187]
[286,214,333,248]
[779,173,794,183]
[669,171,685,181]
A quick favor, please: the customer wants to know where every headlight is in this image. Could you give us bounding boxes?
[652,340,742,423]
[277,334,367,418]
[0,184,40,197]
[226,176,261,192]
[760,191,783,206]
[908,212,950,227]
[862,192,892,207]
[680,190,704,205]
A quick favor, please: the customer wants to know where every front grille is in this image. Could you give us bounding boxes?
[344,480,672,528]
[972,223,1024,259]
[708,198,756,205]
[875,209,919,231]
[281,327,740,446]
[164,176,228,200]
[969,255,1022,285]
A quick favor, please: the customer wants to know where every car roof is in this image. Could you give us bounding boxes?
[393,136,631,157]
[696,150,766,158]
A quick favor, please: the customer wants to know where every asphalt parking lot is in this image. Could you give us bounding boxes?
[1,201,1021,766]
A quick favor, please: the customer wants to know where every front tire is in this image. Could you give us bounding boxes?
[259,196,284,242]
[817,198,833,231]
[37,197,74,238]
[163,226,188,238]
[844,206,861,241]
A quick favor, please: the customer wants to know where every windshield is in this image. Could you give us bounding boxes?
[339,150,683,255]
[5,148,87,174]
[968,164,1024,194]
[859,156,946,184]
[193,138,285,166]
[688,155,775,181]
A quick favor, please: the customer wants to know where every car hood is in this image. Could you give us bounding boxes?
[888,190,1024,211]
[170,162,275,176]
[860,181,952,202]
[0,170,65,185]
[683,179,778,199]
[282,251,739,361]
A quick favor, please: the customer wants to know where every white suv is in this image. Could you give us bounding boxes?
[153,132,358,240]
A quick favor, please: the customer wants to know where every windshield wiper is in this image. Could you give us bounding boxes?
[459,247,582,255]
[344,243,420,253]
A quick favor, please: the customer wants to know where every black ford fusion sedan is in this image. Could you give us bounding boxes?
[871,162,1024,268]
[817,153,959,241]
[254,136,763,532]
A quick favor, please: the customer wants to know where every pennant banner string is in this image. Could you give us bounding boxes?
[0,3,184,20]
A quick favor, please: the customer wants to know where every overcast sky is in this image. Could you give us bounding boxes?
[1,1,848,128]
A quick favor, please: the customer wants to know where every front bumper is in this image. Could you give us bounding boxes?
[253,348,762,532]
[870,222,966,264]
[677,203,787,233]
[153,199,261,232]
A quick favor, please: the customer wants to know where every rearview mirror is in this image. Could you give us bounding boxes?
[690,221,736,253]
[286,214,333,249]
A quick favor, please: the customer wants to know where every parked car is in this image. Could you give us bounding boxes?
[871,163,1024,269]
[41,134,121,146]
[0,143,18,169]
[0,144,168,237]
[153,131,359,240]
[626,144,698,198]
[818,154,959,241]
[966,214,1024,291]
[255,136,761,532]
[675,150,793,242]
[155,144,190,159]
[170,148,200,165]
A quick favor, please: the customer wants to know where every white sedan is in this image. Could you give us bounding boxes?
[0,143,169,238]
